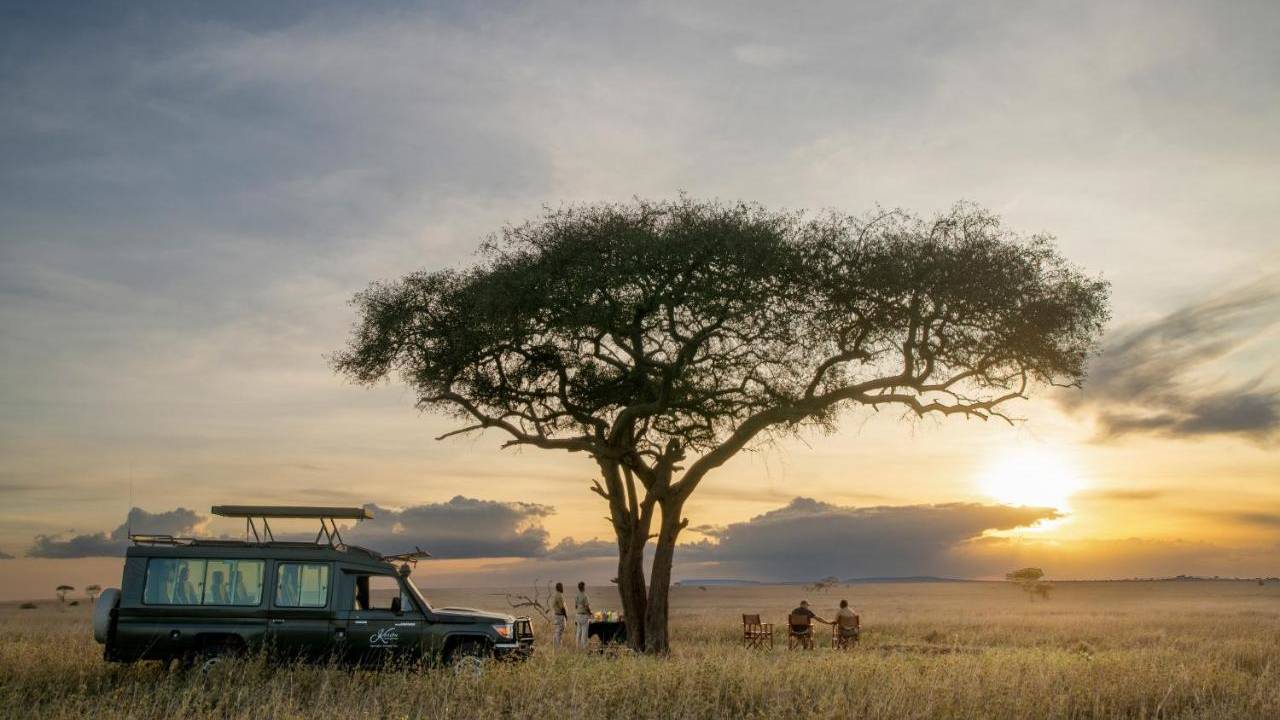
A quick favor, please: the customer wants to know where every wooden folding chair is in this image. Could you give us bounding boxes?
[787,613,815,650]
[742,614,773,649]
[832,613,860,649]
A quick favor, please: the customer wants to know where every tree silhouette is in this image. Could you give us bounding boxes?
[55,585,74,604]
[85,585,102,603]
[335,198,1109,653]
[1006,567,1053,600]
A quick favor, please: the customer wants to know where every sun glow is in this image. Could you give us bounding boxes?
[978,446,1084,511]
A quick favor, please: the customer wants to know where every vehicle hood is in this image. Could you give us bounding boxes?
[432,606,514,624]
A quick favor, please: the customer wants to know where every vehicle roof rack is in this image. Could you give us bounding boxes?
[210,505,373,549]
[129,533,196,546]
[128,505,432,565]
[210,505,372,520]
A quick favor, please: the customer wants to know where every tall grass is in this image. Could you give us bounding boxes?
[2,582,1277,719]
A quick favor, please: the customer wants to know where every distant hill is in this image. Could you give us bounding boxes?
[675,579,764,586]
[676,576,972,586]
[842,576,972,584]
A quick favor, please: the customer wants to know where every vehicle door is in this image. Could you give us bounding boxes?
[265,561,335,661]
[338,570,423,664]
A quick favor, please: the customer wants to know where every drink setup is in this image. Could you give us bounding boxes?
[586,610,626,646]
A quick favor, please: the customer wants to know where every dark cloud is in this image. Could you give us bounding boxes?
[346,496,554,558]
[1223,511,1280,528]
[679,497,1058,580]
[1065,276,1280,443]
[28,507,204,558]
[19,497,615,562]
[544,537,616,561]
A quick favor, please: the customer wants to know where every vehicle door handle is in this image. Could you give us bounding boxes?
[271,619,284,625]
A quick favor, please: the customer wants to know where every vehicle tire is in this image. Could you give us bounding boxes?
[92,588,120,645]
[448,640,490,677]
[193,641,243,673]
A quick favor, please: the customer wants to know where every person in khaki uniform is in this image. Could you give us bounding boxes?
[574,581,592,649]
[551,582,567,646]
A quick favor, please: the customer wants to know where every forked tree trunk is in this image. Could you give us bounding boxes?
[616,530,648,650]
[642,501,685,655]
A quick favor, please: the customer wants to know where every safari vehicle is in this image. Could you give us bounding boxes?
[92,505,533,669]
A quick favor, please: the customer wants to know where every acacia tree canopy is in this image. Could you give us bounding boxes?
[334,198,1109,652]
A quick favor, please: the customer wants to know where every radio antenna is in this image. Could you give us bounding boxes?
[127,462,135,537]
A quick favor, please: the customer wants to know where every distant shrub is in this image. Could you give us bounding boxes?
[18,602,36,609]
[1006,568,1053,601]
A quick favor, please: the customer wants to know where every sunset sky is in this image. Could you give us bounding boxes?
[2,1,1278,600]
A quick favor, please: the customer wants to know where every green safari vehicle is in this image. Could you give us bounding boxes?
[92,505,534,669]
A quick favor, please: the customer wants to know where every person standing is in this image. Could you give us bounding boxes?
[574,581,592,649]
[551,582,568,646]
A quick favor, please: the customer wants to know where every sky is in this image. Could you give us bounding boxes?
[1,0,1278,600]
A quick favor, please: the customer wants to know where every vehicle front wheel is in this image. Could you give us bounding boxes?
[448,640,491,677]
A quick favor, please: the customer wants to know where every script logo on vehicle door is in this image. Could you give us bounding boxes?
[369,626,400,647]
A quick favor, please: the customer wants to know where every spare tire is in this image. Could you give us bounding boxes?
[93,588,120,644]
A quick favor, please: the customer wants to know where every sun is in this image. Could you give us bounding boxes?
[978,446,1084,510]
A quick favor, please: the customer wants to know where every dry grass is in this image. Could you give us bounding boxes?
[3,581,1278,719]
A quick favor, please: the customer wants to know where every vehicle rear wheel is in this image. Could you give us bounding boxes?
[191,642,243,673]
[448,640,490,677]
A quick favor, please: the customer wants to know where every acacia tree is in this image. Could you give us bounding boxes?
[1007,567,1052,600]
[335,198,1109,653]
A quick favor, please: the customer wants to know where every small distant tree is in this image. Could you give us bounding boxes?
[85,585,102,603]
[55,585,74,604]
[805,576,842,592]
[1006,568,1052,601]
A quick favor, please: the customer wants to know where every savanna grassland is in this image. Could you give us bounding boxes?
[3,581,1278,719]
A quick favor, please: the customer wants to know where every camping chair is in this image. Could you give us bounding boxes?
[832,613,860,649]
[787,613,815,650]
[742,614,773,649]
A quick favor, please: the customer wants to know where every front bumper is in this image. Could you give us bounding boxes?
[494,616,535,660]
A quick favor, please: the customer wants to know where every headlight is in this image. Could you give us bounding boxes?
[492,623,512,639]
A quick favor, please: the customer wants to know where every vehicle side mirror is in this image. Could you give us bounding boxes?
[391,596,402,615]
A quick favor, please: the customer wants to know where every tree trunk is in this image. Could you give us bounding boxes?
[643,500,685,654]
[615,529,648,651]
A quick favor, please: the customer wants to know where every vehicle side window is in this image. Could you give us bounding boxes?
[143,558,207,605]
[202,559,265,606]
[350,573,413,612]
[275,562,330,608]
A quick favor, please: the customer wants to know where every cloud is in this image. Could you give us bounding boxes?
[961,535,1280,580]
[679,497,1059,580]
[1222,511,1280,528]
[1078,489,1166,502]
[27,507,205,558]
[346,496,555,558]
[1065,276,1280,443]
[732,44,803,68]
[19,497,617,562]
[545,537,616,561]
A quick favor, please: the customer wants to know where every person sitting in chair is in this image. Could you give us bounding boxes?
[833,599,860,644]
[789,599,829,649]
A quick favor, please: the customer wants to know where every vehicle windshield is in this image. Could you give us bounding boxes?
[402,574,432,612]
